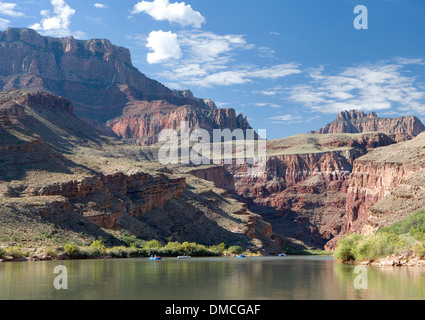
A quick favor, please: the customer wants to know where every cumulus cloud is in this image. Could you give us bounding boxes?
[94,3,108,9]
[132,0,205,28]
[289,61,425,115]
[0,2,25,17]
[146,30,182,64]
[146,30,301,87]
[29,0,85,38]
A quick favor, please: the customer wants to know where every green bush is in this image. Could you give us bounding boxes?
[209,243,226,255]
[381,210,425,241]
[63,243,81,258]
[89,240,106,256]
[227,245,244,255]
[4,246,26,259]
[0,247,4,258]
[334,233,363,262]
[355,232,405,261]
[334,232,406,262]
[144,239,162,249]
[413,243,425,259]
[108,246,129,258]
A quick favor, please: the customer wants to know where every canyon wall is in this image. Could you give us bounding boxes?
[188,133,397,249]
[316,110,425,141]
[107,105,251,146]
[339,133,425,236]
[0,28,252,145]
[0,90,275,250]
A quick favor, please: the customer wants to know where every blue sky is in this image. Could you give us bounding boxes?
[1,0,425,139]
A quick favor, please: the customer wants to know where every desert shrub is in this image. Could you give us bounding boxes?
[144,239,162,249]
[334,233,363,262]
[121,231,146,248]
[334,232,406,262]
[89,240,106,256]
[45,247,59,258]
[63,243,81,258]
[209,243,226,255]
[354,232,405,261]
[381,210,425,241]
[4,246,26,259]
[227,245,244,255]
[413,243,425,259]
[108,246,129,258]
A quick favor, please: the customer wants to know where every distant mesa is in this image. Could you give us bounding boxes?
[316,109,425,142]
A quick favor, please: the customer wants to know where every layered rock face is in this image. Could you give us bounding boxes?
[189,166,236,194]
[107,104,251,146]
[0,28,251,145]
[0,90,275,250]
[316,110,425,141]
[337,133,425,241]
[190,133,397,248]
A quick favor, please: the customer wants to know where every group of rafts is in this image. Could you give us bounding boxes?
[148,253,287,260]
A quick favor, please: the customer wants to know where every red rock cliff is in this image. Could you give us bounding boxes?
[0,28,253,145]
[316,110,425,141]
[339,133,425,239]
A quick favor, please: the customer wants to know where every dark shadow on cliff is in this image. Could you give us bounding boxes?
[118,191,256,248]
[247,202,329,250]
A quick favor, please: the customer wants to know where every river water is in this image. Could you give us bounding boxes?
[0,256,424,300]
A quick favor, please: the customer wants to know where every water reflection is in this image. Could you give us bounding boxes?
[0,257,424,300]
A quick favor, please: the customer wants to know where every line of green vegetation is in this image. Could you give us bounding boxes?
[334,210,425,263]
[282,247,332,256]
[0,245,30,260]
[57,240,258,260]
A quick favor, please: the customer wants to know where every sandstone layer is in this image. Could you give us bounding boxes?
[316,110,425,142]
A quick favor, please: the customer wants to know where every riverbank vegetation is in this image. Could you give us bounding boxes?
[0,232,261,261]
[334,210,425,263]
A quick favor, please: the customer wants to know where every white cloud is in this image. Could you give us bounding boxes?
[0,17,9,29]
[271,114,303,123]
[29,0,85,38]
[94,3,108,9]
[0,2,25,17]
[289,61,425,115]
[254,103,281,108]
[147,30,301,88]
[166,63,301,87]
[132,0,205,28]
[146,30,182,64]
[178,31,249,65]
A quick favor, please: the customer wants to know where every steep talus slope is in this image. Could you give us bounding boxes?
[0,90,276,251]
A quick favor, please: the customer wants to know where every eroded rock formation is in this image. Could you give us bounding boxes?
[316,110,425,142]
[0,28,252,145]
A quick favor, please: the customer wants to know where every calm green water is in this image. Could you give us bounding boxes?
[0,256,424,300]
